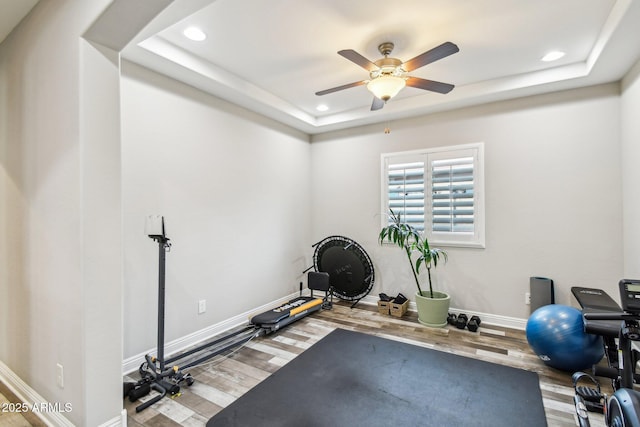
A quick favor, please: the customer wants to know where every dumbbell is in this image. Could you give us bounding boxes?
[467,315,482,332]
[447,312,457,326]
[455,313,468,329]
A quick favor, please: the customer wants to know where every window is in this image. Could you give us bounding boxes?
[381,143,485,248]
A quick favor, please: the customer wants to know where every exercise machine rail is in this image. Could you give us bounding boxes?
[126,217,331,412]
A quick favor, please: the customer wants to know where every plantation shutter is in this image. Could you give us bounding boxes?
[382,142,484,248]
[431,156,475,233]
[387,161,425,231]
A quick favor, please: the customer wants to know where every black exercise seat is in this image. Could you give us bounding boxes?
[571,286,624,338]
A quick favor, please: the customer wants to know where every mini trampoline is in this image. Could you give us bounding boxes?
[312,235,375,307]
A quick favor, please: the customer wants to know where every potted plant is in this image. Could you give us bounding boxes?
[378,209,449,327]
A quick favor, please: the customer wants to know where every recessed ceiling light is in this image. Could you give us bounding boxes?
[183,27,206,42]
[316,104,329,112]
[541,51,566,62]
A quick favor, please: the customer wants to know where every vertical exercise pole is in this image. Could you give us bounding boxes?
[145,215,171,374]
[136,215,192,413]
[157,236,168,373]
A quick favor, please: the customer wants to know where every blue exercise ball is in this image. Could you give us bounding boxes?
[526,304,604,372]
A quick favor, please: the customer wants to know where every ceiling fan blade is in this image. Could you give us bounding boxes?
[315,80,366,96]
[371,97,385,111]
[406,77,455,94]
[403,41,459,72]
[338,49,379,72]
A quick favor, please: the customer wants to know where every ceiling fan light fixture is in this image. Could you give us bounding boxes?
[316,41,458,110]
[367,75,406,102]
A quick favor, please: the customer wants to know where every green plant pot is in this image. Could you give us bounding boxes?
[415,291,451,328]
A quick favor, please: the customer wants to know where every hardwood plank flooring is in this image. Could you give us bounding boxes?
[125,302,608,427]
[0,381,47,427]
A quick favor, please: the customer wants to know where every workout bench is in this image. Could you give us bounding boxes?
[571,286,637,387]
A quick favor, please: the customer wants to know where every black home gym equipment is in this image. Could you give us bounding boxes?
[307,235,375,308]
[250,271,332,333]
[571,279,640,427]
[572,286,627,390]
[125,217,334,411]
[126,216,196,412]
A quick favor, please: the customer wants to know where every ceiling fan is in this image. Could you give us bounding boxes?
[315,41,459,111]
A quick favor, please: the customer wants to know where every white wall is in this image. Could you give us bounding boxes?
[121,62,312,358]
[0,1,121,425]
[80,40,123,423]
[621,59,640,278]
[311,84,624,319]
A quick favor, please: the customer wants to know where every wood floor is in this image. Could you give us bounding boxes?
[0,382,46,427]
[124,302,610,427]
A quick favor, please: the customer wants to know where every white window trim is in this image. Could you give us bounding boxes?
[381,142,485,249]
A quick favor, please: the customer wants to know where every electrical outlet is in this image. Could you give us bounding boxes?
[56,363,64,389]
[525,292,531,305]
[198,299,206,314]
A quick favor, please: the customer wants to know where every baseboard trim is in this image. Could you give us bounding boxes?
[122,291,301,374]
[99,418,121,427]
[357,295,528,330]
[0,360,74,427]
[97,409,127,427]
